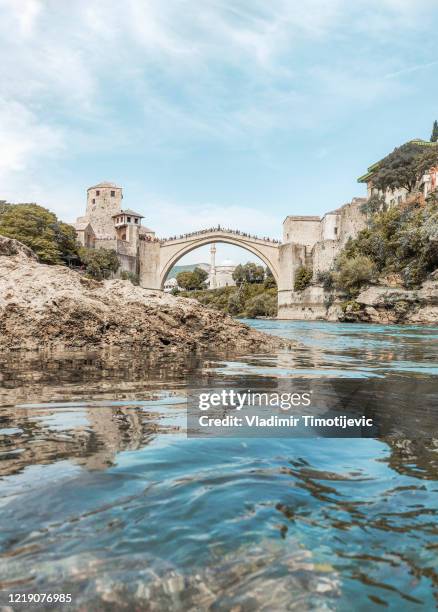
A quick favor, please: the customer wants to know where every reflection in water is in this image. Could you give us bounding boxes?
[1,321,438,610]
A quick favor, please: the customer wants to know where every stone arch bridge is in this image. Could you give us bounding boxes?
[138,227,285,289]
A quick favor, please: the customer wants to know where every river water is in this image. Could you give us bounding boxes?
[0,320,438,610]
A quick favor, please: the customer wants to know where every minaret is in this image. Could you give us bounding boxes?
[210,244,217,289]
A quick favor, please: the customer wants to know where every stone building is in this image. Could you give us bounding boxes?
[422,166,438,198]
[208,245,236,288]
[277,198,367,319]
[74,182,155,276]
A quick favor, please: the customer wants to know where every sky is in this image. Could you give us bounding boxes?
[1,0,438,265]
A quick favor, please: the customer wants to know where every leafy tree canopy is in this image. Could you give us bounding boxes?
[176,266,208,291]
[79,247,120,280]
[0,203,79,264]
[232,262,265,286]
[372,142,438,194]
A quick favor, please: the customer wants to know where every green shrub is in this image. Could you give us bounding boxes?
[244,293,277,318]
[341,300,361,313]
[120,271,139,285]
[227,292,244,316]
[316,270,334,291]
[334,254,376,296]
[79,247,119,280]
[294,266,313,291]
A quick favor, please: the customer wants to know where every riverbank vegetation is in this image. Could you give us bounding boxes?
[180,284,277,318]
[178,263,277,318]
[328,194,438,296]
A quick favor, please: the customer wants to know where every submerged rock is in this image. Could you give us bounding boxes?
[0,236,288,353]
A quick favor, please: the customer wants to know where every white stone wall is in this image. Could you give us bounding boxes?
[209,267,236,288]
[278,286,327,320]
[283,216,321,247]
[312,240,340,274]
[320,213,339,241]
[338,198,367,246]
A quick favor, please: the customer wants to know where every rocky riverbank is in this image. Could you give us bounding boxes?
[328,274,438,324]
[0,237,288,353]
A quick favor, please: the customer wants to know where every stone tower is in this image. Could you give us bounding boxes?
[209,244,217,289]
[86,182,123,238]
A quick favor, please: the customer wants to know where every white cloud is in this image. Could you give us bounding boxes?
[0,98,63,182]
[0,0,437,215]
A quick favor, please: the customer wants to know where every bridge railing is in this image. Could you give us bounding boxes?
[157,226,281,244]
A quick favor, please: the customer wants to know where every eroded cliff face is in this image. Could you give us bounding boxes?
[279,271,438,324]
[332,273,438,324]
[0,236,288,353]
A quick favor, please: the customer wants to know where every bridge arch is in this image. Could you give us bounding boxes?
[159,232,280,289]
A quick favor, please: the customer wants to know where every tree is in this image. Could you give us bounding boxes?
[176,266,208,290]
[316,270,334,291]
[0,203,79,264]
[334,254,376,295]
[232,262,265,286]
[371,142,437,194]
[263,267,277,288]
[293,266,313,291]
[79,247,119,280]
[360,194,386,218]
[54,222,80,264]
[431,120,438,143]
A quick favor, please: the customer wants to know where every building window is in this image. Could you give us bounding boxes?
[334,227,338,235]
[92,198,95,204]
[96,190,100,196]
[135,218,138,224]
[111,190,115,197]
[127,216,131,223]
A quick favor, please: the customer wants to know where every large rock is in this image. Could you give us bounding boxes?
[0,237,288,353]
[337,277,438,324]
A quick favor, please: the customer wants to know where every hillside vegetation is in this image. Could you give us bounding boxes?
[329,194,438,296]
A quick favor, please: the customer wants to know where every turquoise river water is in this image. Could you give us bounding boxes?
[0,320,438,610]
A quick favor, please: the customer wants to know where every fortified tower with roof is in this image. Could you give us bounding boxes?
[85,182,123,239]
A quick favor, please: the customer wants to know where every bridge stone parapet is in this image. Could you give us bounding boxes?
[138,228,282,291]
[159,226,281,246]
